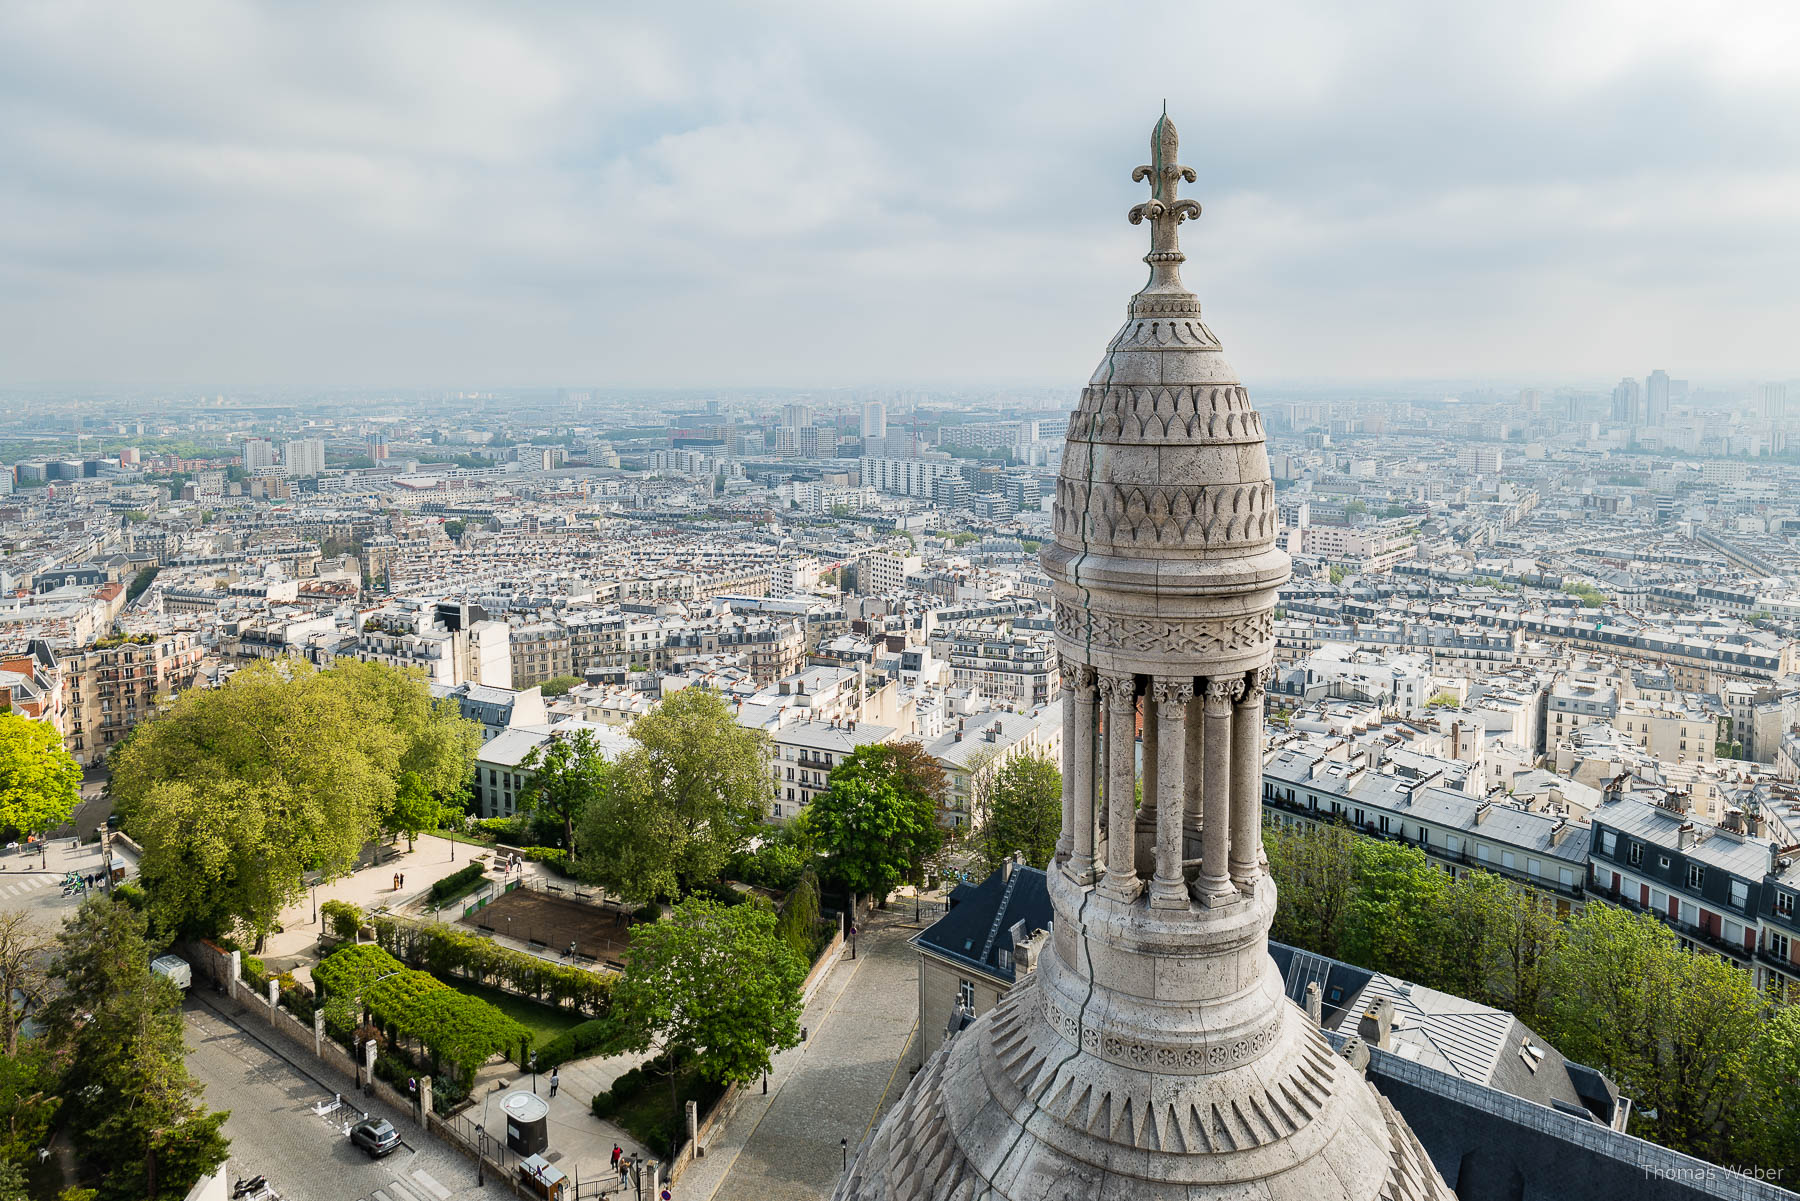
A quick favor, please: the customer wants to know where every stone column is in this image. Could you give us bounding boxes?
[1099,672,1140,901]
[1056,669,1077,864]
[1196,676,1242,905]
[1230,668,1268,888]
[1183,682,1205,863]
[1065,666,1098,883]
[1135,687,1159,878]
[1149,679,1193,909]
[313,1007,325,1058]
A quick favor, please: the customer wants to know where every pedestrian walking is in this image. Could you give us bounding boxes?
[549,1068,559,1097]
[612,1145,622,1170]
[399,873,405,889]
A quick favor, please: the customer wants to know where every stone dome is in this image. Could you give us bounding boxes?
[832,114,1453,1201]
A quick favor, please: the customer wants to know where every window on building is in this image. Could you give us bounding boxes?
[1501,850,1516,870]
[958,979,974,1010]
[1731,881,1749,909]
[1628,843,1643,866]
[1778,892,1796,917]
[1476,844,1490,862]
[1559,867,1574,887]
[1687,864,1704,890]
[1601,830,1617,855]
[1771,932,1792,961]
[1659,855,1670,869]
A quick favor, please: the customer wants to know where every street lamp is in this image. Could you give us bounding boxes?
[530,1050,538,1095]
[475,1123,486,1186]
[841,1137,848,1173]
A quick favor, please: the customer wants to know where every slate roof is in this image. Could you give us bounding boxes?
[913,863,1051,986]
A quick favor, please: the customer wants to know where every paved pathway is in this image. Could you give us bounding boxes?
[259,835,518,978]
[678,905,922,1201]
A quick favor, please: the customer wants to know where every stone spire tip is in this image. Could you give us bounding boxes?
[1130,111,1201,292]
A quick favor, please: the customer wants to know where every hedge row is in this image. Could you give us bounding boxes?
[535,1017,625,1071]
[428,862,489,905]
[369,914,613,1016]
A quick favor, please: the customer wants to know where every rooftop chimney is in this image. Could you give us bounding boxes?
[1305,981,1323,1027]
[1357,998,1394,1051]
[1677,823,1695,851]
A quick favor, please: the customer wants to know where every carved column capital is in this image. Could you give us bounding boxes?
[1202,675,1245,709]
[1097,671,1137,705]
[1064,661,1098,693]
[1151,678,1194,711]
[1238,669,1267,707]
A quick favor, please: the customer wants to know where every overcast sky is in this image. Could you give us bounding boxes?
[2,1,1796,391]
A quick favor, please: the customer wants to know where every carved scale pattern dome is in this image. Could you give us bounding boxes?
[833,114,1453,1201]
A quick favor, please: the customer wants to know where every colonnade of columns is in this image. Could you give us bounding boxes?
[1056,661,1270,908]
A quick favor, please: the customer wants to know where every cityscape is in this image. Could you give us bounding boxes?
[3,5,1799,1201]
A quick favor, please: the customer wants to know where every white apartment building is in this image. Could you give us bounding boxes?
[284,438,326,477]
[861,456,962,499]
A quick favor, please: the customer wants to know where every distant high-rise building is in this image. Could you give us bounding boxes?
[367,433,389,462]
[1761,383,1789,421]
[1517,388,1542,413]
[284,437,326,477]
[780,404,813,432]
[1645,369,1670,427]
[1611,377,1642,426]
[1456,445,1504,475]
[861,400,887,440]
[242,438,275,469]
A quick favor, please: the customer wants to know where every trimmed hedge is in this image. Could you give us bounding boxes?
[516,846,571,876]
[428,862,489,905]
[537,1017,625,1070]
[369,914,613,1016]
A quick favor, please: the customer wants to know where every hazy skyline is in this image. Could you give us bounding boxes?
[2,1,1796,390]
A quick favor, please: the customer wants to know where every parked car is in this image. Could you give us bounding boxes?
[349,1118,401,1158]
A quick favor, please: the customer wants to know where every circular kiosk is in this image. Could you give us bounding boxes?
[501,1090,550,1157]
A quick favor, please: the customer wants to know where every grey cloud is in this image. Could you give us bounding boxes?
[0,0,1794,387]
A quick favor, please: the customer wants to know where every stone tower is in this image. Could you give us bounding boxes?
[833,115,1452,1201]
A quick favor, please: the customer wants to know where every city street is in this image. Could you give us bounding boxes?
[679,903,923,1201]
[183,998,482,1201]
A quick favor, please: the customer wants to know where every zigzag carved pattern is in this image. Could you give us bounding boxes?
[1067,385,1263,444]
[1053,480,1277,548]
[1113,318,1222,350]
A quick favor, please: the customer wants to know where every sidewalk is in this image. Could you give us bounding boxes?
[260,834,502,978]
[467,1045,654,1191]
[676,905,922,1201]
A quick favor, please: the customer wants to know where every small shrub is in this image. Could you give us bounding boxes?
[321,899,363,942]
[590,1091,618,1120]
[634,902,664,924]
[241,955,268,992]
[113,882,148,911]
[517,846,572,876]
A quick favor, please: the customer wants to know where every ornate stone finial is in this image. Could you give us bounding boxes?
[1129,111,1201,293]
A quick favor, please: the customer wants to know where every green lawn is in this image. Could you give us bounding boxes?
[432,974,584,1051]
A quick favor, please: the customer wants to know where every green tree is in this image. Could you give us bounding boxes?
[521,729,608,853]
[1263,821,1357,959]
[805,744,943,905]
[774,868,823,961]
[611,897,804,1095]
[1742,1005,1800,1176]
[576,689,770,903]
[1340,840,1447,983]
[972,753,1061,872]
[384,770,453,852]
[1541,904,1760,1161]
[537,675,582,697]
[0,911,50,1057]
[41,898,229,1201]
[0,1044,60,1167]
[111,659,476,945]
[0,712,81,839]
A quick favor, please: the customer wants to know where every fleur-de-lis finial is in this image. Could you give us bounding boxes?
[1128,111,1201,293]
